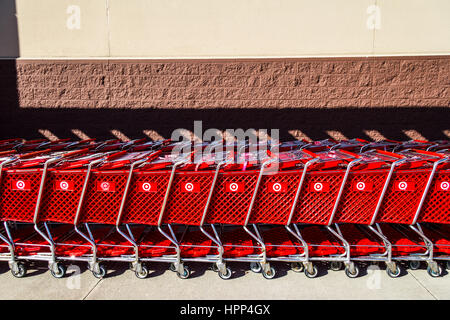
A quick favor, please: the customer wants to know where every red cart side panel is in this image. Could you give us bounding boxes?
[249,171,301,225]
[78,171,128,224]
[205,171,258,225]
[121,171,170,225]
[333,170,388,224]
[376,170,430,224]
[162,171,215,225]
[0,170,42,223]
[419,170,450,224]
[291,170,345,225]
[39,170,86,224]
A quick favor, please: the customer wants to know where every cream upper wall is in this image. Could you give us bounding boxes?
[1,0,449,58]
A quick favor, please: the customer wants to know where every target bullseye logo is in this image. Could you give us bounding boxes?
[225,182,245,193]
[16,181,25,190]
[398,181,408,190]
[97,181,115,192]
[268,182,287,193]
[353,181,373,192]
[139,182,157,192]
[11,180,30,191]
[55,180,74,191]
[60,181,69,190]
[395,181,414,191]
[309,182,329,192]
[181,182,200,193]
[438,181,449,191]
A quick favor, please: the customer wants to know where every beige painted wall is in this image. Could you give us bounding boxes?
[0,0,449,58]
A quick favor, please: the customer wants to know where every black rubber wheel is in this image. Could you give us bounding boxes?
[92,264,107,279]
[250,262,262,273]
[427,265,442,278]
[135,265,149,279]
[169,263,177,272]
[218,267,232,280]
[211,263,219,272]
[11,263,27,278]
[51,264,67,279]
[409,261,421,270]
[290,262,304,273]
[262,267,276,279]
[304,264,319,278]
[345,264,360,278]
[177,266,191,279]
[386,265,401,278]
[330,261,343,271]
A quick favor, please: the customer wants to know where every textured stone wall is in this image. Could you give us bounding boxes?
[0,56,449,141]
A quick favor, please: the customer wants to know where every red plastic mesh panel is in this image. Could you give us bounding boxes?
[291,170,345,225]
[333,170,388,224]
[376,170,430,224]
[78,171,127,224]
[418,170,450,224]
[249,171,301,225]
[204,171,258,225]
[162,171,215,225]
[0,170,42,222]
[38,170,86,223]
[121,171,170,225]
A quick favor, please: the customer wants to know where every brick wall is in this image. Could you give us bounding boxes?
[0,56,449,141]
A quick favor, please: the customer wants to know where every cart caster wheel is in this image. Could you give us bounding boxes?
[409,261,421,270]
[218,267,232,280]
[92,264,107,279]
[135,265,149,279]
[169,263,177,272]
[51,264,67,279]
[345,265,360,278]
[330,261,343,271]
[11,263,27,278]
[177,266,191,279]
[262,267,276,280]
[427,265,442,278]
[250,262,262,273]
[304,265,319,278]
[386,265,401,278]
[290,262,304,273]
[211,263,219,272]
[446,261,450,270]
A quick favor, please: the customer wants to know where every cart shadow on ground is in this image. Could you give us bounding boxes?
[2,259,447,280]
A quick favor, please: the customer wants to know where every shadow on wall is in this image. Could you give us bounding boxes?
[0,1,19,58]
[0,106,449,142]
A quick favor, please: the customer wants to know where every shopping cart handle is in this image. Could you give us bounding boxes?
[61,148,90,158]
[18,148,53,159]
[0,150,17,157]
[104,150,128,161]
[336,149,363,159]
[408,149,446,159]
[372,149,406,159]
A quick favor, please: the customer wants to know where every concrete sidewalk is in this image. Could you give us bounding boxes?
[0,261,448,300]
